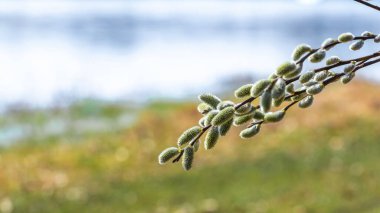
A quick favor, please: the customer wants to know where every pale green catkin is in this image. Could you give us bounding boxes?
[177,126,202,146]
[306,83,324,95]
[349,40,364,51]
[284,64,302,79]
[286,83,295,94]
[272,95,285,107]
[338,32,354,43]
[292,44,312,61]
[264,110,286,123]
[314,70,328,81]
[276,61,297,76]
[193,140,200,152]
[321,38,337,50]
[326,56,341,65]
[219,118,233,136]
[182,146,194,171]
[298,95,314,108]
[303,80,318,87]
[341,73,355,84]
[300,71,315,84]
[240,124,261,139]
[205,110,219,126]
[204,127,219,150]
[361,31,374,37]
[233,113,254,126]
[309,50,326,63]
[235,103,252,115]
[375,34,380,43]
[199,117,206,127]
[268,73,278,80]
[197,103,212,114]
[235,84,254,98]
[251,79,271,97]
[158,147,180,164]
[198,93,221,109]
[344,62,356,74]
[217,101,235,110]
[260,90,272,113]
[271,78,286,100]
[253,110,265,120]
[211,106,235,126]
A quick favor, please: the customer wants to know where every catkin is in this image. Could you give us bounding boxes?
[217,101,235,110]
[197,103,212,114]
[182,146,194,171]
[338,32,354,43]
[344,62,356,74]
[158,147,180,164]
[205,110,219,126]
[219,119,233,136]
[349,40,364,51]
[361,31,374,37]
[260,90,272,113]
[204,127,219,150]
[251,79,271,97]
[235,103,252,115]
[198,93,221,109]
[253,110,265,120]
[211,106,235,126]
[284,64,303,79]
[286,83,295,94]
[276,61,297,76]
[177,126,202,146]
[292,44,312,61]
[271,78,286,100]
[321,38,337,50]
[314,70,328,81]
[240,124,261,139]
[235,84,254,98]
[234,113,254,126]
[264,110,286,123]
[193,140,200,152]
[298,95,314,108]
[300,71,315,84]
[309,50,326,63]
[341,73,355,84]
[272,95,285,107]
[375,34,380,43]
[306,83,324,95]
[326,56,341,65]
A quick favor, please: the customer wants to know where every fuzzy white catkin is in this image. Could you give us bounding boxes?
[338,32,354,43]
[204,127,219,150]
[314,70,328,81]
[240,124,261,139]
[264,110,286,123]
[375,34,380,43]
[300,71,315,84]
[284,64,302,79]
[182,146,194,171]
[253,110,265,120]
[260,90,272,113]
[211,106,235,126]
[321,38,337,50]
[272,95,285,107]
[235,84,254,98]
[233,113,254,126]
[326,56,341,65]
[177,126,202,146]
[344,63,356,74]
[292,44,312,61]
[306,83,324,95]
[251,79,272,97]
[271,78,286,100]
[158,147,180,164]
[205,110,219,126]
[286,83,295,94]
[276,61,297,76]
[349,40,364,51]
[219,119,233,136]
[309,50,326,63]
[197,103,212,114]
[299,96,314,108]
[235,103,252,115]
[341,73,355,84]
[198,93,221,109]
[217,101,235,110]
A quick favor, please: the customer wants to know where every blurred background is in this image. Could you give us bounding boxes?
[0,0,380,212]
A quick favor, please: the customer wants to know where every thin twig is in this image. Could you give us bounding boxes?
[354,0,380,11]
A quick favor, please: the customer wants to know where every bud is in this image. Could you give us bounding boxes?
[321,38,337,50]
[291,94,304,101]
[198,93,221,109]
[271,78,286,100]
[260,90,272,113]
[272,94,285,107]
[219,119,233,136]
[217,101,235,110]
[234,84,253,98]
[193,140,200,152]
[268,73,278,80]
[197,103,213,115]
[158,147,180,164]
[300,71,315,84]
[292,44,312,61]
[253,110,265,120]
[233,113,254,126]
[182,146,194,171]
[211,106,235,126]
[303,80,318,87]
[284,64,302,79]
[276,61,297,76]
[314,70,328,81]
[251,79,271,97]
[306,83,324,95]
[375,34,380,43]
[204,127,219,150]
[298,95,314,108]
[344,62,356,74]
[361,31,374,37]
[240,124,261,139]
[341,73,355,84]
[308,50,326,63]
[235,103,252,115]
[264,110,286,123]
[199,117,206,127]
[338,32,354,43]
[349,40,364,51]
[326,56,341,65]
[205,110,219,126]
[177,126,202,146]
[286,83,295,94]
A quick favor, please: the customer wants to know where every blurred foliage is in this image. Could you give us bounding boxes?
[0,81,380,212]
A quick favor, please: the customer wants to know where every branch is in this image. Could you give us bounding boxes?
[354,0,380,11]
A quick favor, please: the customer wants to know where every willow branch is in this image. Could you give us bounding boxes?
[354,0,380,11]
